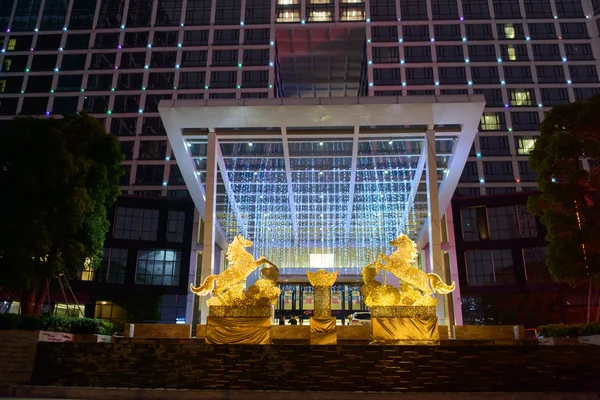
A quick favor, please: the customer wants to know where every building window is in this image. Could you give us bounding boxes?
[518,160,537,182]
[515,136,537,155]
[492,249,516,285]
[113,207,159,240]
[501,44,528,62]
[98,248,128,283]
[167,211,186,242]
[461,161,480,182]
[373,47,400,63]
[340,7,365,21]
[487,205,519,239]
[468,45,496,62]
[574,88,600,101]
[511,112,540,131]
[436,45,464,62]
[523,247,553,283]
[462,0,490,19]
[136,249,181,286]
[536,65,565,83]
[524,0,553,18]
[461,207,481,241]
[474,89,503,107]
[403,25,430,42]
[569,66,599,84]
[483,161,514,182]
[80,258,95,281]
[438,67,466,84]
[405,67,434,85]
[466,24,494,40]
[373,68,401,86]
[504,66,533,83]
[400,0,428,20]
[479,113,504,131]
[372,26,398,42]
[480,136,511,156]
[564,44,594,61]
[509,89,533,106]
[465,250,494,285]
[471,66,499,84]
[517,204,537,237]
[404,46,432,63]
[540,88,569,106]
[431,0,459,19]
[276,9,301,22]
[493,0,522,17]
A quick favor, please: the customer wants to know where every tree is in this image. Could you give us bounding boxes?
[527,94,600,321]
[0,113,124,315]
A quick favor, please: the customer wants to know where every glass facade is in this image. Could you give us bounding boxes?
[0,0,598,198]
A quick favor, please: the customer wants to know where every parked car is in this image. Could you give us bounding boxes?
[350,312,371,325]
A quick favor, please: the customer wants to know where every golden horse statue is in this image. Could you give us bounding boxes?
[379,234,455,295]
[190,235,276,298]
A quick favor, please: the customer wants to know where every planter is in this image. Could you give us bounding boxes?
[538,337,580,345]
[578,334,600,345]
[73,334,112,343]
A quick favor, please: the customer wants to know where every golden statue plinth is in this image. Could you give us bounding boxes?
[190,235,279,344]
[307,270,339,345]
[361,234,456,345]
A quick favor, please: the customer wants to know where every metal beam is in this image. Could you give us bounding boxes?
[344,126,360,236]
[281,127,299,240]
[215,136,247,236]
[399,141,427,234]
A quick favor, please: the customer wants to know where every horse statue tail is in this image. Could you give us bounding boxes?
[427,273,456,294]
[190,275,218,296]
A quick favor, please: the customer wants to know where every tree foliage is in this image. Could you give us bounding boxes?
[527,94,600,286]
[0,113,123,314]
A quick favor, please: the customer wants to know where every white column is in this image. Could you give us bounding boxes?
[199,131,218,324]
[425,129,449,326]
[445,204,464,327]
[185,209,201,324]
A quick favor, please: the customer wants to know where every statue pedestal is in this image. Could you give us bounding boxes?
[205,306,272,344]
[370,306,440,345]
[310,317,337,345]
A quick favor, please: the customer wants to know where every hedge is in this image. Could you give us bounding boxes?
[538,322,600,338]
[0,314,112,335]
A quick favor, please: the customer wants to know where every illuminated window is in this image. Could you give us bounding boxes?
[80,258,95,281]
[136,249,181,286]
[276,10,300,22]
[7,39,16,51]
[309,10,332,21]
[509,89,533,106]
[341,0,363,3]
[515,136,537,155]
[310,0,332,3]
[277,0,298,4]
[3,58,12,71]
[341,8,365,20]
[0,80,5,93]
[480,113,501,131]
[504,24,515,39]
[507,45,516,61]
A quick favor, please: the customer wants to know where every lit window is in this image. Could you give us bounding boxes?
[309,10,332,21]
[341,8,365,20]
[7,39,16,50]
[136,249,181,286]
[310,0,332,3]
[504,24,515,39]
[277,0,298,4]
[480,113,501,130]
[507,45,516,61]
[510,90,532,106]
[80,258,95,281]
[341,0,363,3]
[276,10,300,22]
[0,80,5,93]
[516,136,537,155]
[3,58,12,71]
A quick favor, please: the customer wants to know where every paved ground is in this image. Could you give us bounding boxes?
[3,388,600,400]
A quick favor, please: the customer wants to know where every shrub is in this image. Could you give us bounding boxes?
[69,317,112,335]
[0,314,112,335]
[538,322,600,337]
[0,313,20,330]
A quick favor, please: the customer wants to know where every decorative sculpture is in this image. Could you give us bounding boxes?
[190,235,279,344]
[306,269,338,318]
[306,269,339,345]
[360,234,456,344]
[190,235,280,308]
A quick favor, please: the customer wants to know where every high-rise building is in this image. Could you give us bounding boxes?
[1,0,598,328]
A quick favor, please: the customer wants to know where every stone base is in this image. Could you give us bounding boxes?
[309,317,337,345]
[371,316,440,345]
[205,316,271,344]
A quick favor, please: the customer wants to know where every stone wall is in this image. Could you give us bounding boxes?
[125,323,191,338]
[0,331,42,385]
[33,343,600,392]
